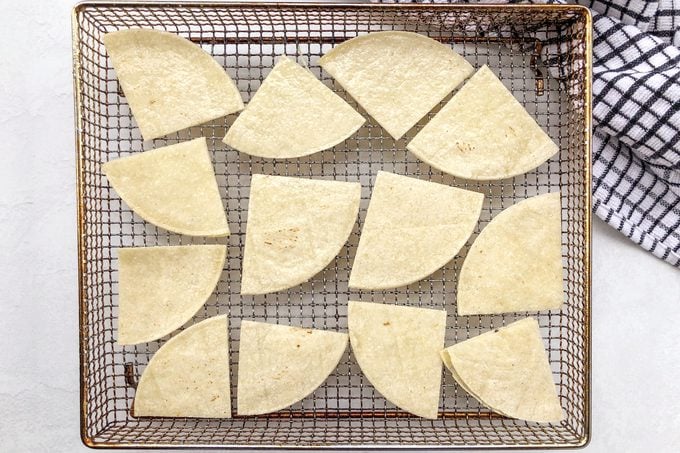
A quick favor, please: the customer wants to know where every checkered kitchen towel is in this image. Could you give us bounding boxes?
[377,0,680,268]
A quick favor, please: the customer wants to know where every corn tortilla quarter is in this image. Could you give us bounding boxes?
[103,28,243,140]
[103,138,229,237]
[319,31,473,140]
[237,321,348,415]
[117,245,226,345]
[407,65,558,180]
[223,56,364,158]
[347,301,447,419]
[241,175,361,295]
[134,315,231,418]
[349,171,483,290]
[441,318,563,423]
[457,192,563,315]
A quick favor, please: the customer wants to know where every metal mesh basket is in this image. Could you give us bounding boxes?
[73,1,591,448]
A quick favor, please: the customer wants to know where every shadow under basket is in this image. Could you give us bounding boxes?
[73,1,591,449]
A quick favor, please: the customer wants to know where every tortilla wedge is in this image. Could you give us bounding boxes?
[319,31,473,140]
[237,321,348,415]
[349,171,483,289]
[348,301,447,419]
[407,65,558,180]
[241,175,361,294]
[441,317,563,423]
[223,56,364,158]
[103,28,243,140]
[457,192,563,315]
[103,138,229,237]
[117,244,226,345]
[134,315,231,418]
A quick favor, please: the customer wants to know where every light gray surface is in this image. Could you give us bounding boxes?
[1,1,679,452]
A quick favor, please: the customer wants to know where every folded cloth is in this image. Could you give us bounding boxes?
[375,0,680,267]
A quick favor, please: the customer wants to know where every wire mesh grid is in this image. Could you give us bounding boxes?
[73,2,591,448]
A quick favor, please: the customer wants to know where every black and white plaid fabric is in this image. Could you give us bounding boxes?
[376,0,680,267]
[655,0,680,46]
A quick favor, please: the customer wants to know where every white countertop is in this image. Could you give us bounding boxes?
[1,1,679,452]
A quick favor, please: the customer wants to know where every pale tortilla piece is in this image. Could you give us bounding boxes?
[223,56,364,158]
[118,245,226,345]
[319,31,473,140]
[407,65,559,180]
[103,28,243,140]
[241,175,361,294]
[440,352,485,410]
[457,192,563,315]
[237,321,348,415]
[134,315,231,418]
[103,138,229,237]
[441,318,563,423]
[347,301,447,419]
[349,171,483,290]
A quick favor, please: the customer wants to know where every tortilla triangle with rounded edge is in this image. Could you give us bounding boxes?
[103,28,243,140]
[349,171,483,290]
[236,321,348,415]
[134,315,231,418]
[117,244,226,345]
[348,301,447,419]
[440,317,563,423]
[407,65,558,180]
[319,31,473,140]
[223,56,364,158]
[241,174,361,295]
[103,137,229,237]
[457,192,563,315]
